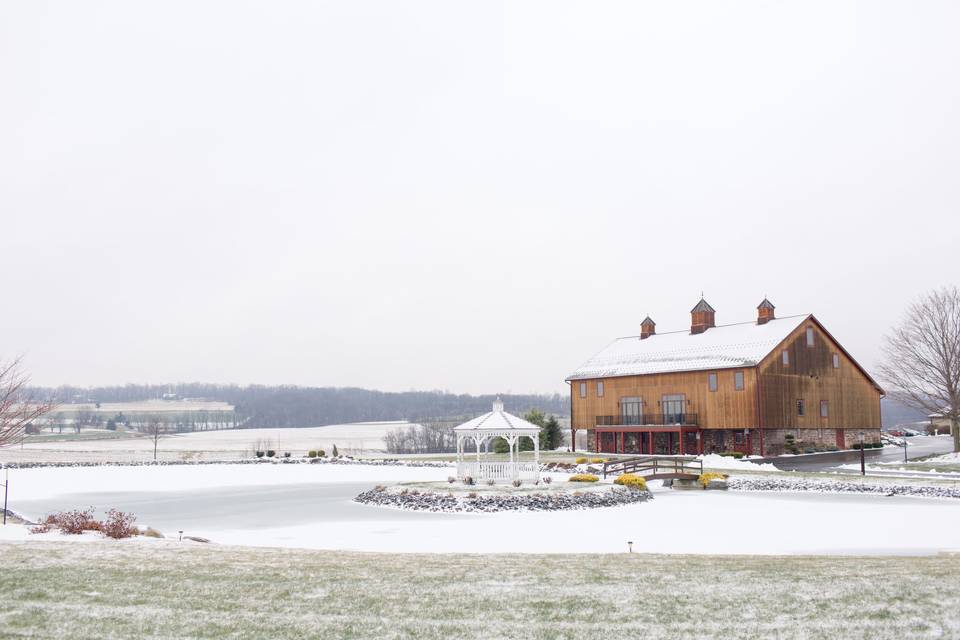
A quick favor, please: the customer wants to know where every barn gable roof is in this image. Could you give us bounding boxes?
[567,314,809,381]
[567,313,884,393]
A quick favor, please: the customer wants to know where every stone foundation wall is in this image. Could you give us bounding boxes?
[761,428,881,456]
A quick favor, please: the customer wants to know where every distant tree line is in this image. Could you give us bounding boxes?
[29,383,569,430]
[383,409,566,455]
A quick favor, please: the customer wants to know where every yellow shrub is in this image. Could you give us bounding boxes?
[614,473,648,491]
[568,473,599,483]
[590,458,605,464]
[698,472,727,488]
[575,457,588,464]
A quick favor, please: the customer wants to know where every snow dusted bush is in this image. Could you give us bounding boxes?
[698,472,727,489]
[462,476,475,486]
[575,457,588,464]
[614,473,647,491]
[512,479,522,487]
[568,474,599,483]
[45,507,100,535]
[486,479,495,486]
[101,509,138,539]
[542,476,552,484]
[266,450,276,458]
[307,450,318,458]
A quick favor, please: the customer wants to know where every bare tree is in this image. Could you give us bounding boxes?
[143,415,171,462]
[0,357,56,448]
[878,285,960,452]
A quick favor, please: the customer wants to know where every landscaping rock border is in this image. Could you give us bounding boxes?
[354,486,652,512]
[728,477,960,500]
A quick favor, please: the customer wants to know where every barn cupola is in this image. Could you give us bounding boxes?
[690,297,716,334]
[640,316,656,339]
[757,297,776,325]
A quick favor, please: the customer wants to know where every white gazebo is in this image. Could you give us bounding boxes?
[453,398,541,483]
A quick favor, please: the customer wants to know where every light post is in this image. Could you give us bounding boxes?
[860,431,867,476]
[2,466,9,525]
[628,541,633,553]
[903,434,908,463]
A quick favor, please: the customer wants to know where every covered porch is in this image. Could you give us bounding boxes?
[594,426,702,456]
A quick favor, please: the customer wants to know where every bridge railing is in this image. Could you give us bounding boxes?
[601,455,703,479]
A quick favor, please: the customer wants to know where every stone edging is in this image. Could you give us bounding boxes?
[728,477,960,499]
[353,486,652,512]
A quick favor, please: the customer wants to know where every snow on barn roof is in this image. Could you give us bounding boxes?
[453,398,542,433]
[566,314,809,381]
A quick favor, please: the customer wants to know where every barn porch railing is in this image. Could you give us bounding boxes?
[595,413,699,427]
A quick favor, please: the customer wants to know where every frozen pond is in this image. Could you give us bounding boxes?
[5,463,960,555]
[13,481,468,533]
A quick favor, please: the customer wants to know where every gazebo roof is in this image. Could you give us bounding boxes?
[453,398,542,434]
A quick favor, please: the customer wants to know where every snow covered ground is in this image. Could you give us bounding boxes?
[3,463,959,556]
[0,422,410,463]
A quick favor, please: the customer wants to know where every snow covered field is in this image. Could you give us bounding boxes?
[4,463,959,556]
[0,422,409,463]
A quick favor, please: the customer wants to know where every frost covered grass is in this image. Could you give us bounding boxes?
[0,541,957,639]
[874,451,960,474]
[0,423,413,463]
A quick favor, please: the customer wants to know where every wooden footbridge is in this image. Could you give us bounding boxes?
[601,455,703,480]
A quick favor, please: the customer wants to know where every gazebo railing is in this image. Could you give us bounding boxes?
[458,461,539,482]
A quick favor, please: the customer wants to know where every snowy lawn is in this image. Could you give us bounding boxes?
[4,464,960,555]
[0,541,957,640]
[873,451,960,474]
[0,422,411,463]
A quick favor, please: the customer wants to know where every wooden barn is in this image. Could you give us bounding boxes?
[566,298,884,456]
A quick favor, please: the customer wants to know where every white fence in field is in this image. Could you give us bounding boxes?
[457,461,539,483]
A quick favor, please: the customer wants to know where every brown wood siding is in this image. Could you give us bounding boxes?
[757,321,882,430]
[570,368,758,431]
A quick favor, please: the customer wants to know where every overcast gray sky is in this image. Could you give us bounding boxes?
[2,1,958,394]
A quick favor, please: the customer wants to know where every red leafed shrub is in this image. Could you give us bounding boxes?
[46,507,100,535]
[29,523,51,534]
[101,509,138,539]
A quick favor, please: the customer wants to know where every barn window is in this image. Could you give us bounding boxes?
[734,371,744,391]
[833,353,840,369]
[782,350,789,365]
[579,382,587,398]
[806,327,815,347]
[734,432,745,444]
[708,373,718,392]
[596,381,604,397]
[797,399,805,416]
[820,400,829,418]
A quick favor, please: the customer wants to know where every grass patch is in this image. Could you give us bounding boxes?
[0,542,957,639]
